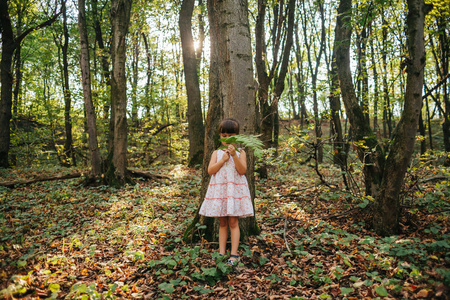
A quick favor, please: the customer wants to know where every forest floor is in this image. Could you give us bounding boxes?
[0,150,449,299]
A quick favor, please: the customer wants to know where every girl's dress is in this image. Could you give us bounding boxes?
[199,149,254,217]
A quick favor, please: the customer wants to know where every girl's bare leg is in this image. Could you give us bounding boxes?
[228,216,240,256]
[218,217,228,255]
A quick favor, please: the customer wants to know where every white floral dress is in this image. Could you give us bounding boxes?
[199,149,254,217]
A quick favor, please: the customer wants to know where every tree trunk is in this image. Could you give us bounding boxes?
[373,0,429,235]
[62,0,75,166]
[301,0,324,163]
[180,0,205,167]
[142,33,153,119]
[184,0,259,243]
[108,0,132,186]
[436,18,449,153]
[330,51,346,173]
[369,23,380,134]
[381,14,393,138]
[294,24,308,127]
[130,33,139,128]
[78,0,102,176]
[0,0,59,168]
[288,69,299,119]
[92,0,111,120]
[334,0,384,197]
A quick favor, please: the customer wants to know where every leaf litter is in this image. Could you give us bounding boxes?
[0,161,449,299]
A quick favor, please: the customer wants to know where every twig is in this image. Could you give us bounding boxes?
[283,216,292,253]
[419,176,449,183]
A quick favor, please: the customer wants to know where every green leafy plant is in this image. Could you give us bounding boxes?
[219,134,264,158]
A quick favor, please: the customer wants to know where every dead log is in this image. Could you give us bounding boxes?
[0,172,82,188]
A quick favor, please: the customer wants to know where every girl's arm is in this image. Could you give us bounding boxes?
[228,145,247,175]
[208,150,229,175]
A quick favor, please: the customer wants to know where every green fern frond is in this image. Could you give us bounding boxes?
[219,134,264,158]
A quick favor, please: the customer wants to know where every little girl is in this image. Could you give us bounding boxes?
[199,118,254,265]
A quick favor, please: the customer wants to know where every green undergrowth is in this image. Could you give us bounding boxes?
[0,159,449,299]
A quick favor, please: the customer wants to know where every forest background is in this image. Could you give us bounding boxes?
[0,0,449,299]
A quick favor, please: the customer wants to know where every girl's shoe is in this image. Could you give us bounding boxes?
[227,254,240,266]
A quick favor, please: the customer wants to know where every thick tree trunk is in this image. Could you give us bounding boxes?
[180,0,205,167]
[184,0,259,242]
[373,0,429,235]
[78,0,102,176]
[108,0,132,186]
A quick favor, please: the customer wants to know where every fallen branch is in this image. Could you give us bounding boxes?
[0,172,82,188]
[0,169,170,189]
[127,169,171,181]
[419,176,449,183]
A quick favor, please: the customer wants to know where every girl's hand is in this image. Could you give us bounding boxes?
[227,145,237,157]
[221,150,230,162]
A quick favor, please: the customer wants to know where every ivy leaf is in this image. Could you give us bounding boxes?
[340,287,354,295]
[158,282,175,294]
[374,285,388,297]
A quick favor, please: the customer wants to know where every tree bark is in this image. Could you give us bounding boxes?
[78,0,102,176]
[180,0,205,167]
[373,0,429,235]
[108,0,132,186]
[184,0,259,242]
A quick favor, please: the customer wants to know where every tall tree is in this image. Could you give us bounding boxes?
[78,0,102,176]
[300,0,325,162]
[107,0,132,186]
[335,0,430,235]
[61,0,75,166]
[179,0,205,167]
[184,0,259,242]
[0,0,59,168]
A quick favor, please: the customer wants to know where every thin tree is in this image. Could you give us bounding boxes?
[299,0,325,162]
[62,0,75,166]
[180,0,205,167]
[78,0,102,176]
[106,0,132,186]
[0,0,60,168]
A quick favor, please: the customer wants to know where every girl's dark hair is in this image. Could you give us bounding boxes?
[219,118,240,134]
